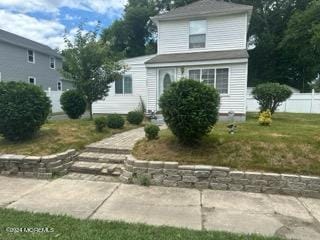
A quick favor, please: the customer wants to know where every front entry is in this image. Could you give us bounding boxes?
[159,68,175,96]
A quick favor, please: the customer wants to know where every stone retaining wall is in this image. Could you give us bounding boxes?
[120,156,320,199]
[0,149,77,179]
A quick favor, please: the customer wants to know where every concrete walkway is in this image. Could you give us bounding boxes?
[1,176,320,239]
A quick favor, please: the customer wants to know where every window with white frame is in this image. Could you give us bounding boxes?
[28,76,36,85]
[50,57,56,69]
[28,50,35,63]
[189,20,207,49]
[57,81,62,91]
[188,68,229,94]
[115,75,132,94]
[0,72,2,82]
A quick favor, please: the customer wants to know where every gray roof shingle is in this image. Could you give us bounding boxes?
[0,29,62,58]
[152,0,253,21]
[145,49,249,64]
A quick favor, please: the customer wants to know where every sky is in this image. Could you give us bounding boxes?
[0,0,128,50]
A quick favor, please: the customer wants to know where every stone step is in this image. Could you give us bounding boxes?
[70,161,124,176]
[85,145,131,154]
[77,152,127,164]
[63,173,121,183]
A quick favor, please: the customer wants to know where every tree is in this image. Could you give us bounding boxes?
[252,83,292,114]
[62,25,123,119]
[281,0,320,92]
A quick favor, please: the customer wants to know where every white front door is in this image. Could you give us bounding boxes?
[159,68,175,96]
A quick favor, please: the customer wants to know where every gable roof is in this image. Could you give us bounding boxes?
[0,29,62,58]
[145,49,248,65]
[151,0,253,22]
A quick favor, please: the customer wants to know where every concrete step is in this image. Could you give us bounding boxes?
[77,152,127,164]
[85,145,131,154]
[63,173,121,183]
[70,161,124,176]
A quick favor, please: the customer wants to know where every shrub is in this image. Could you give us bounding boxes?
[127,111,144,125]
[144,124,160,140]
[94,117,107,132]
[60,90,86,119]
[137,175,151,186]
[159,79,220,144]
[258,110,272,126]
[252,83,292,114]
[0,82,51,141]
[106,114,125,129]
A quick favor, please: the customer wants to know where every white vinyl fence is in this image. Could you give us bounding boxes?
[45,89,63,113]
[247,91,320,113]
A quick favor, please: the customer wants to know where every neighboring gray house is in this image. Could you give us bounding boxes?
[0,29,73,91]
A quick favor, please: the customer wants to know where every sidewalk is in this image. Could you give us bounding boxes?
[1,176,320,239]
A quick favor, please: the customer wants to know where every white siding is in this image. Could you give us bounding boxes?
[92,55,154,114]
[147,62,248,115]
[158,13,247,54]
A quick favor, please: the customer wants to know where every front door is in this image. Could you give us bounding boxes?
[159,68,175,96]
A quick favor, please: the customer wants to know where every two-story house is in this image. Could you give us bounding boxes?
[93,0,253,121]
[0,29,73,91]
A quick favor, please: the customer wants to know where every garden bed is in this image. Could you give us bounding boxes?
[0,118,138,156]
[133,113,320,176]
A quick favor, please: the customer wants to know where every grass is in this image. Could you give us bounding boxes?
[133,112,320,176]
[0,208,280,240]
[0,118,138,156]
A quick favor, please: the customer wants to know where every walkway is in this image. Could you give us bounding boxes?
[1,176,320,240]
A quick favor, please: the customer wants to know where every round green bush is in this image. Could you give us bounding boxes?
[0,82,51,141]
[106,114,125,129]
[144,124,160,140]
[94,117,107,132]
[252,83,292,114]
[127,111,144,125]
[60,90,86,119]
[159,79,220,144]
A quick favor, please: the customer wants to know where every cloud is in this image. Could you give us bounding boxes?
[0,10,72,50]
[0,0,127,14]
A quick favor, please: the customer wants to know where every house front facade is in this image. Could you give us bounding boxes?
[93,0,253,121]
[0,29,72,91]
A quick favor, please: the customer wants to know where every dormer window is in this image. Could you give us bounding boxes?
[189,20,207,49]
[28,50,35,63]
[50,57,56,69]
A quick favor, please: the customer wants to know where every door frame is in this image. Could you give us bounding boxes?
[157,68,176,111]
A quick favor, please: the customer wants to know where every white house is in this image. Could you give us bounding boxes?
[93,0,253,121]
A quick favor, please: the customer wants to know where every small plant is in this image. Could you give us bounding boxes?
[94,117,107,132]
[60,90,86,119]
[137,175,151,186]
[0,82,51,141]
[127,111,144,125]
[258,110,272,126]
[144,124,160,140]
[136,96,146,113]
[106,114,125,129]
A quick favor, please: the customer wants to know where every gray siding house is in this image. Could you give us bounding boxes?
[0,29,73,91]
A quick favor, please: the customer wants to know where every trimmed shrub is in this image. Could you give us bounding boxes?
[94,117,107,132]
[106,114,125,129]
[60,90,86,119]
[258,110,272,126]
[127,111,144,125]
[159,79,220,144]
[144,124,160,140]
[0,82,51,141]
[252,83,292,114]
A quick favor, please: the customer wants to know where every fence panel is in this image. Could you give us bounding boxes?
[45,90,63,113]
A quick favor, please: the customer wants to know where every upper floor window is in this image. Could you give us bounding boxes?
[28,50,35,63]
[189,20,207,49]
[189,68,229,94]
[50,57,56,69]
[57,81,62,91]
[115,75,132,94]
[28,76,36,85]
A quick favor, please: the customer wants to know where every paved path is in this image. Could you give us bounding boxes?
[1,176,320,239]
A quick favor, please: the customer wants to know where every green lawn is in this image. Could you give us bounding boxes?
[0,118,138,156]
[0,208,279,240]
[133,112,320,176]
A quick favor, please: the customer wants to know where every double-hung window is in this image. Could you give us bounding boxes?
[28,50,35,63]
[50,57,56,69]
[189,20,207,49]
[115,75,132,94]
[188,68,229,94]
[28,76,36,85]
